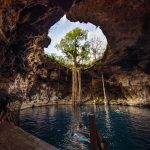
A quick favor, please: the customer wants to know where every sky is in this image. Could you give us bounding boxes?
[44,15,107,56]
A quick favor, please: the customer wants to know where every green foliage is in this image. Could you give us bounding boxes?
[56,55,66,65]
[47,53,68,67]
[47,53,57,62]
[47,27,106,70]
[55,27,90,67]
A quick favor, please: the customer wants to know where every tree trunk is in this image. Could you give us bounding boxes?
[72,67,82,106]
[77,69,81,104]
[72,68,75,105]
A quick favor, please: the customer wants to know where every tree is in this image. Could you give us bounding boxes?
[56,27,90,105]
[90,37,104,61]
[47,53,57,62]
[47,53,66,65]
[56,27,90,67]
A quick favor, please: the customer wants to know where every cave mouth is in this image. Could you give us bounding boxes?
[44,15,108,68]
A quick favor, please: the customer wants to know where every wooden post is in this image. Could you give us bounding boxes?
[89,114,100,150]
[96,130,109,150]
[89,114,109,150]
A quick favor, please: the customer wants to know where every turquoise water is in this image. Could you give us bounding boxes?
[20,105,150,150]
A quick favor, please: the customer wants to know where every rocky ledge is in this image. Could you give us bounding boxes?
[0,122,57,150]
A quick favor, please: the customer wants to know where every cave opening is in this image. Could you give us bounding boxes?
[44,15,108,66]
[43,15,108,105]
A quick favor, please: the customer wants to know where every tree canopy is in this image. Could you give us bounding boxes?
[55,27,90,68]
[47,27,107,70]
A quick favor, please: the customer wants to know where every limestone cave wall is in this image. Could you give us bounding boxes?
[0,0,73,109]
[0,0,150,107]
[67,0,150,106]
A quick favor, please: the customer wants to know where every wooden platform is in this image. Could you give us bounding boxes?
[0,122,57,150]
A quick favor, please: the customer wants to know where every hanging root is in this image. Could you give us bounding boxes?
[72,68,82,106]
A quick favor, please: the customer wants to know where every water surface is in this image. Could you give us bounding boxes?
[20,105,150,150]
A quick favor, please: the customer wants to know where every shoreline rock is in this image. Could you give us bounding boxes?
[0,122,58,150]
[20,98,150,110]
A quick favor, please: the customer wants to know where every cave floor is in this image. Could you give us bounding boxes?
[0,122,57,150]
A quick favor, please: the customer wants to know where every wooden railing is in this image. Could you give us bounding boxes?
[89,114,109,150]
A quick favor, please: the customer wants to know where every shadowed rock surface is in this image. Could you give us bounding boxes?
[0,0,149,107]
[0,122,57,150]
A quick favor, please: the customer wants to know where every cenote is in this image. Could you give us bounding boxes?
[0,1,150,150]
[20,105,150,150]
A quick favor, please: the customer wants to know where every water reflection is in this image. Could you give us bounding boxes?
[104,106,111,132]
[20,105,150,150]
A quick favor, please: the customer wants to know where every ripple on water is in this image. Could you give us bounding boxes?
[20,105,150,150]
